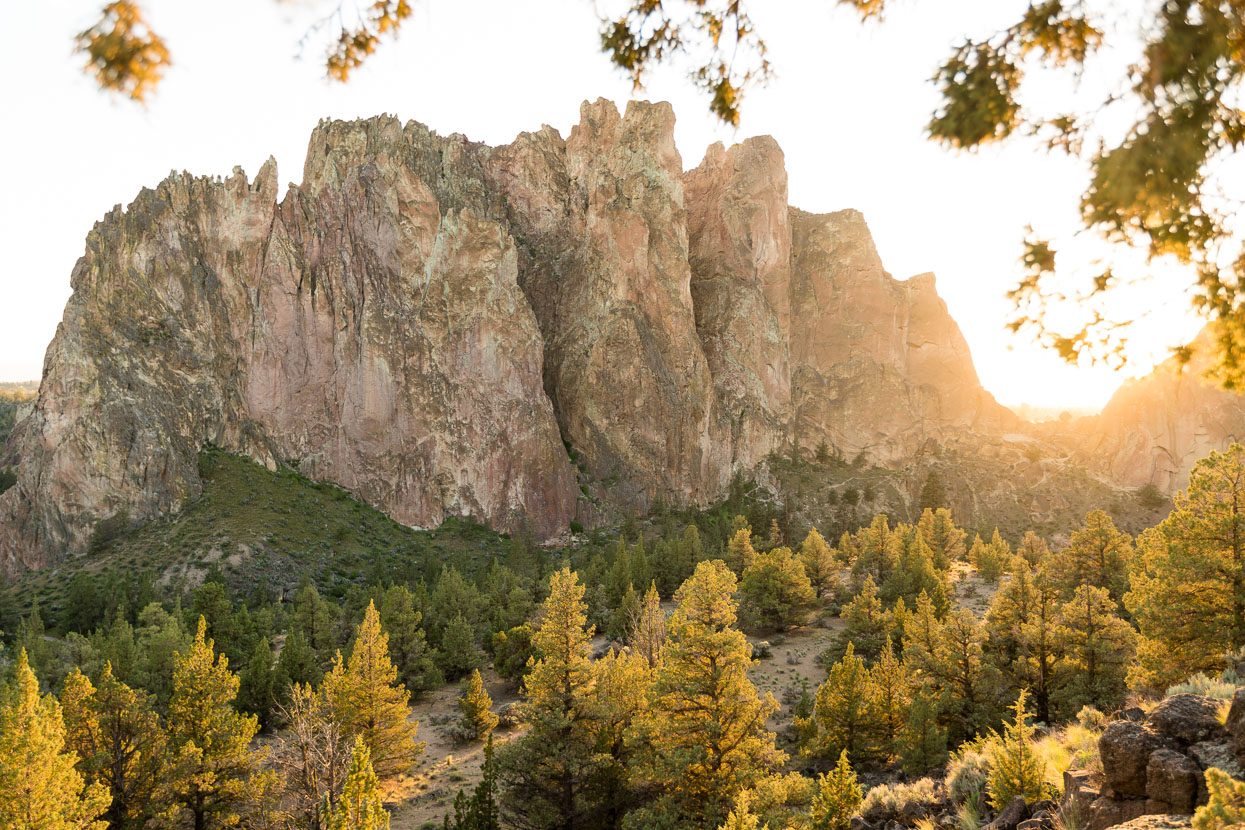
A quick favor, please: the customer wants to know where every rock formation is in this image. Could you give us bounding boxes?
[1065,329,1245,492]
[0,98,1118,576]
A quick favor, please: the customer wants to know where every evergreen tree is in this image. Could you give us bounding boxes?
[448,735,500,830]
[919,471,948,511]
[853,515,899,591]
[628,581,666,668]
[275,627,322,702]
[491,624,536,687]
[725,527,758,574]
[380,585,442,696]
[830,576,889,662]
[162,617,272,829]
[323,601,424,779]
[1127,444,1245,687]
[900,687,948,775]
[1016,531,1050,568]
[799,643,880,767]
[798,528,839,599]
[739,546,815,631]
[291,583,340,670]
[986,691,1047,810]
[61,663,165,828]
[971,534,1004,583]
[324,737,389,830]
[237,637,277,729]
[497,568,601,830]
[438,613,484,681]
[918,508,966,570]
[869,638,911,762]
[273,682,351,828]
[0,650,110,830]
[1056,585,1136,714]
[586,648,650,827]
[457,669,498,741]
[985,562,1063,723]
[632,560,784,828]
[811,751,863,830]
[1053,509,1133,603]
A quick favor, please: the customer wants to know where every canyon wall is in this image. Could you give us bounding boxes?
[0,99,1074,575]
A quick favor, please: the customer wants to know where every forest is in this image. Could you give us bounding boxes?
[8,443,1245,829]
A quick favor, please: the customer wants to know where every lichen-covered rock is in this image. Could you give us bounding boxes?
[1111,815,1193,830]
[1088,796,1150,830]
[1102,721,1175,798]
[1147,695,1228,747]
[1146,748,1203,813]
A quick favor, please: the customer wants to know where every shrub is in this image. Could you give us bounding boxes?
[946,745,991,809]
[88,509,130,554]
[812,751,863,830]
[986,692,1050,810]
[1076,706,1106,730]
[1167,671,1241,700]
[1194,768,1245,830]
[861,778,939,822]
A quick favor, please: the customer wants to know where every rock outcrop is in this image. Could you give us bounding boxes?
[788,208,1018,465]
[1081,694,1244,830]
[1068,329,1245,492]
[0,99,1046,576]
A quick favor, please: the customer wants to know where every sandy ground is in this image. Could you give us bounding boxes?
[387,667,522,829]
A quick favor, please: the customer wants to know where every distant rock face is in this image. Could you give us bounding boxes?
[1071,331,1245,491]
[0,99,1034,576]
[789,208,1018,465]
[685,136,792,470]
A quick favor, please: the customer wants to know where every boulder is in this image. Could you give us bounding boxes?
[1188,739,1243,780]
[1088,797,1149,830]
[849,817,874,830]
[1101,721,1174,798]
[1146,749,1202,814]
[1147,695,1229,746]
[984,796,1029,830]
[1227,688,1245,766]
[1110,816,1193,830]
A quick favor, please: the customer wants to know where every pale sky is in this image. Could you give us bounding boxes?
[0,0,1206,410]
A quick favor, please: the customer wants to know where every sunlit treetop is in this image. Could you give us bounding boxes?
[75,1,169,103]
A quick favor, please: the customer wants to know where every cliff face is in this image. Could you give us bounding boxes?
[0,99,1019,575]
[1062,330,1245,491]
[789,209,1019,465]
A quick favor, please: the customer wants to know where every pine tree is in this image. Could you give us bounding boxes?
[739,546,815,631]
[900,687,948,775]
[273,682,351,828]
[1194,768,1245,830]
[1127,444,1245,688]
[323,601,424,779]
[985,561,1064,722]
[275,627,322,702]
[971,534,1004,583]
[291,582,340,670]
[439,613,484,681]
[919,471,948,511]
[380,585,442,696]
[1016,531,1050,568]
[161,617,272,829]
[628,581,666,668]
[448,735,501,830]
[798,528,839,599]
[830,575,889,662]
[457,669,498,741]
[586,648,650,826]
[61,663,166,828]
[1053,509,1133,603]
[0,650,110,830]
[811,751,863,830]
[237,636,277,729]
[870,638,911,762]
[324,737,389,830]
[1055,585,1136,714]
[726,527,758,574]
[853,515,899,591]
[633,560,784,828]
[799,642,880,766]
[986,690,1047,810]
[497,568,602,830]
[918,508,967,570]
[718,792,763,830]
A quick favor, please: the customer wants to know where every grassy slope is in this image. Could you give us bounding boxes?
[14,448,519,618]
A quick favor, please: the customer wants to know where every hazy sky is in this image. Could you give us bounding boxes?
[0,0,1204,409]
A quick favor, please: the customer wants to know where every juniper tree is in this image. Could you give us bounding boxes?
[798,527,839,599]
[324,737,389,830]
[799,643,880,767]
[811,751,863,830]
[457,669,498,741]
[739,546,815,631]
[986,691,1047,811]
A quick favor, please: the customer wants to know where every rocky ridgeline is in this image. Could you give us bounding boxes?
[0,100,1020,575]
[3,98,1245,576]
